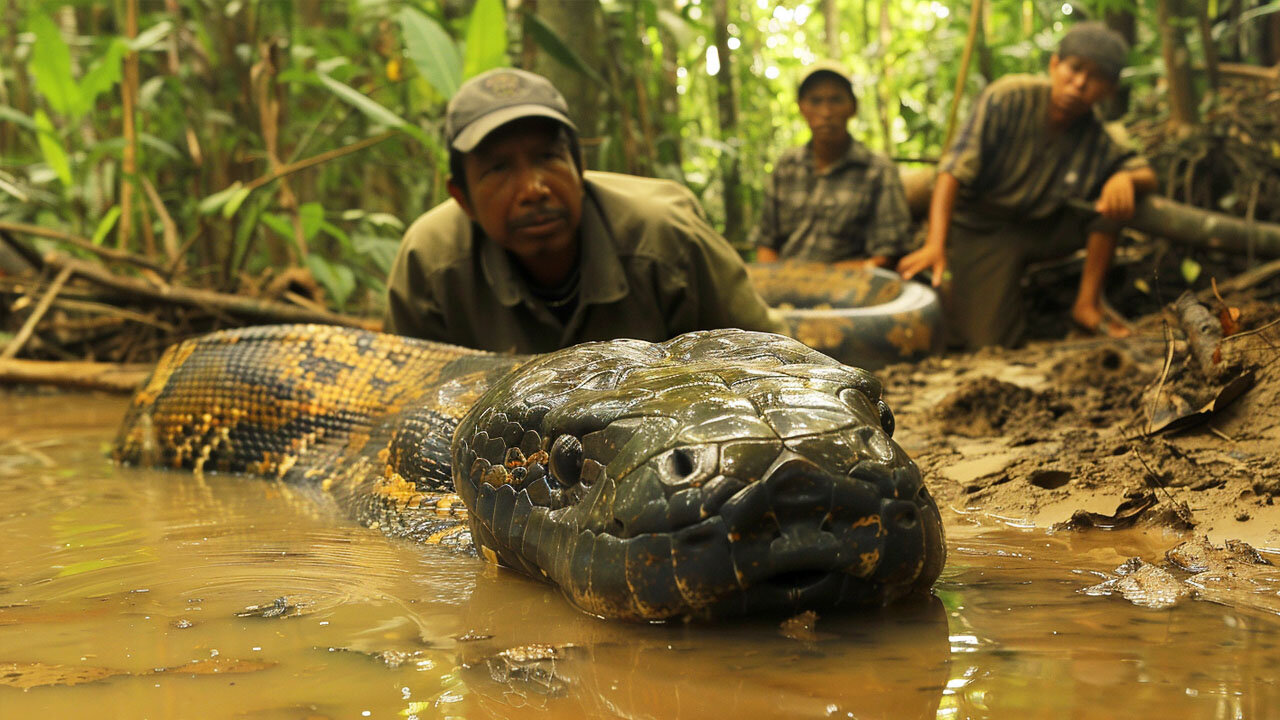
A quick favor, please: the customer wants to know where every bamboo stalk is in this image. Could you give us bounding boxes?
[943,0,984,150]
[118,0,141,251]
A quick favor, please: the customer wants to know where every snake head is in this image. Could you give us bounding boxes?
[453,329,944,621]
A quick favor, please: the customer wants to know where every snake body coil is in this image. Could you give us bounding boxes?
[115,324,944,621]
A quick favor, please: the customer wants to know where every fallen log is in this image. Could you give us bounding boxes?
[0,358,151,393]
[1121,195,1280,258]
[897,167,1280,257]
[43,252,379,330]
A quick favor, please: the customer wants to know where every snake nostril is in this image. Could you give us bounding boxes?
[894,506,918,529]
[668,448,696,478]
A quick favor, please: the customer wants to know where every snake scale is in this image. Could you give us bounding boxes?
[114,324,945,621]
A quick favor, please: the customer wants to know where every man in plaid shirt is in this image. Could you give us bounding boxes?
[750,60,912,268]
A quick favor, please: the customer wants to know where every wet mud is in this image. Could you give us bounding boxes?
[882,299,1280,588]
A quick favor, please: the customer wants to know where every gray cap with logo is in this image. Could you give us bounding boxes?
[445,68,578,152]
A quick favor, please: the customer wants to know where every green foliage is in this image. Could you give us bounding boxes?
[0,0,1259,321]
[398,7,463,99]
[463,0,511,78]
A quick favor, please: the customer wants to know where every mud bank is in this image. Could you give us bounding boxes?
[881,298,1280,551]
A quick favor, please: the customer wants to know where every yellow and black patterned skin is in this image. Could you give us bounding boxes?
[115,324,945,621]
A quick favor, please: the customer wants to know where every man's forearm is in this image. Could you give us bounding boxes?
[1127,166,1158,194]
[925,172,960,250]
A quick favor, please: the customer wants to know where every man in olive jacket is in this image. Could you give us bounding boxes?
[385,68,783,354]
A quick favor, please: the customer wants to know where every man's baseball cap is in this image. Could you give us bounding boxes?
[798,59,856,101]
[445,68,577,152]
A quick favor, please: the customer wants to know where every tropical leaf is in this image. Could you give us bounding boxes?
[78,39,128,112]
[90,207,122,246]
[128,20,172,51]
[34,109,71,188]
[298,202,325,241]
[306,254,357,308]
[0,106,37,132]
[27,14,82,119]
[398,7,462,99]
[462,0,509,79]
[354,235,402,274]
[317,74,409,129]
[521,12,607,88]
[198,181,245,215]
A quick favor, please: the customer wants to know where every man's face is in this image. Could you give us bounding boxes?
[798,76,856,143]
[450,118,584,272]
[1048,54,1116,120]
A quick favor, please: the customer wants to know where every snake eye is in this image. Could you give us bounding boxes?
[549,434,584,485]
[877,400,895,438]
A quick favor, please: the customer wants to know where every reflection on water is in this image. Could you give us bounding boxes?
[1,393,1277,719]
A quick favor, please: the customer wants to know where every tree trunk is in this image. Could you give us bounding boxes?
[531,0,607,168]
[713,0,744,246]
[822,0,841,58]
[1157,0,1197,126]
[1197,2,1219,94]
[899,168,1280,257]
[655,0,683,175]
[874,0,894,155]
[1102,6,1136,118]
[1267,5,1280,66]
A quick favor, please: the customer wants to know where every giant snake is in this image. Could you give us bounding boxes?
[114,324,944,621]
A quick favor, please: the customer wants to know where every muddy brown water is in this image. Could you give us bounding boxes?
[2,393,1277,719]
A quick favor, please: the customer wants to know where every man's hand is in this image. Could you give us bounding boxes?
[897,244,946,287]
[1095,171,1137,221]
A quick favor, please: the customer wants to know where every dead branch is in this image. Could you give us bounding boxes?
[242,131,398,193]
[0,221,166,274]
[0,358,151,393]
[43,252,377,330]
[1,266,73,360]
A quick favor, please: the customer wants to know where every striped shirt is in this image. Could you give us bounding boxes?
[942,74,1148,231]
[749,139,912,262]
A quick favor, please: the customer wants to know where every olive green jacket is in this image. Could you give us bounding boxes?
[384,171,784,353]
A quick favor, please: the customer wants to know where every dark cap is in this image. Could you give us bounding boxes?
[1058,22,1129,83]
[445,68,577,152]
[798,59,856,101]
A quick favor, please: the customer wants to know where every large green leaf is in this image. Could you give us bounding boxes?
[521,12,607,88]
[462,0,509,79]
[298,202,325,241]
[78,39,127,114]
[34,109,71,188]
[27,14,82,119]
[306,254,357,309]
[354,235,402,274]
[398,7,462,99]
[316,73,431,147]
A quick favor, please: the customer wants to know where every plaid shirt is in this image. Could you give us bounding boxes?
[749,139,912,262]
